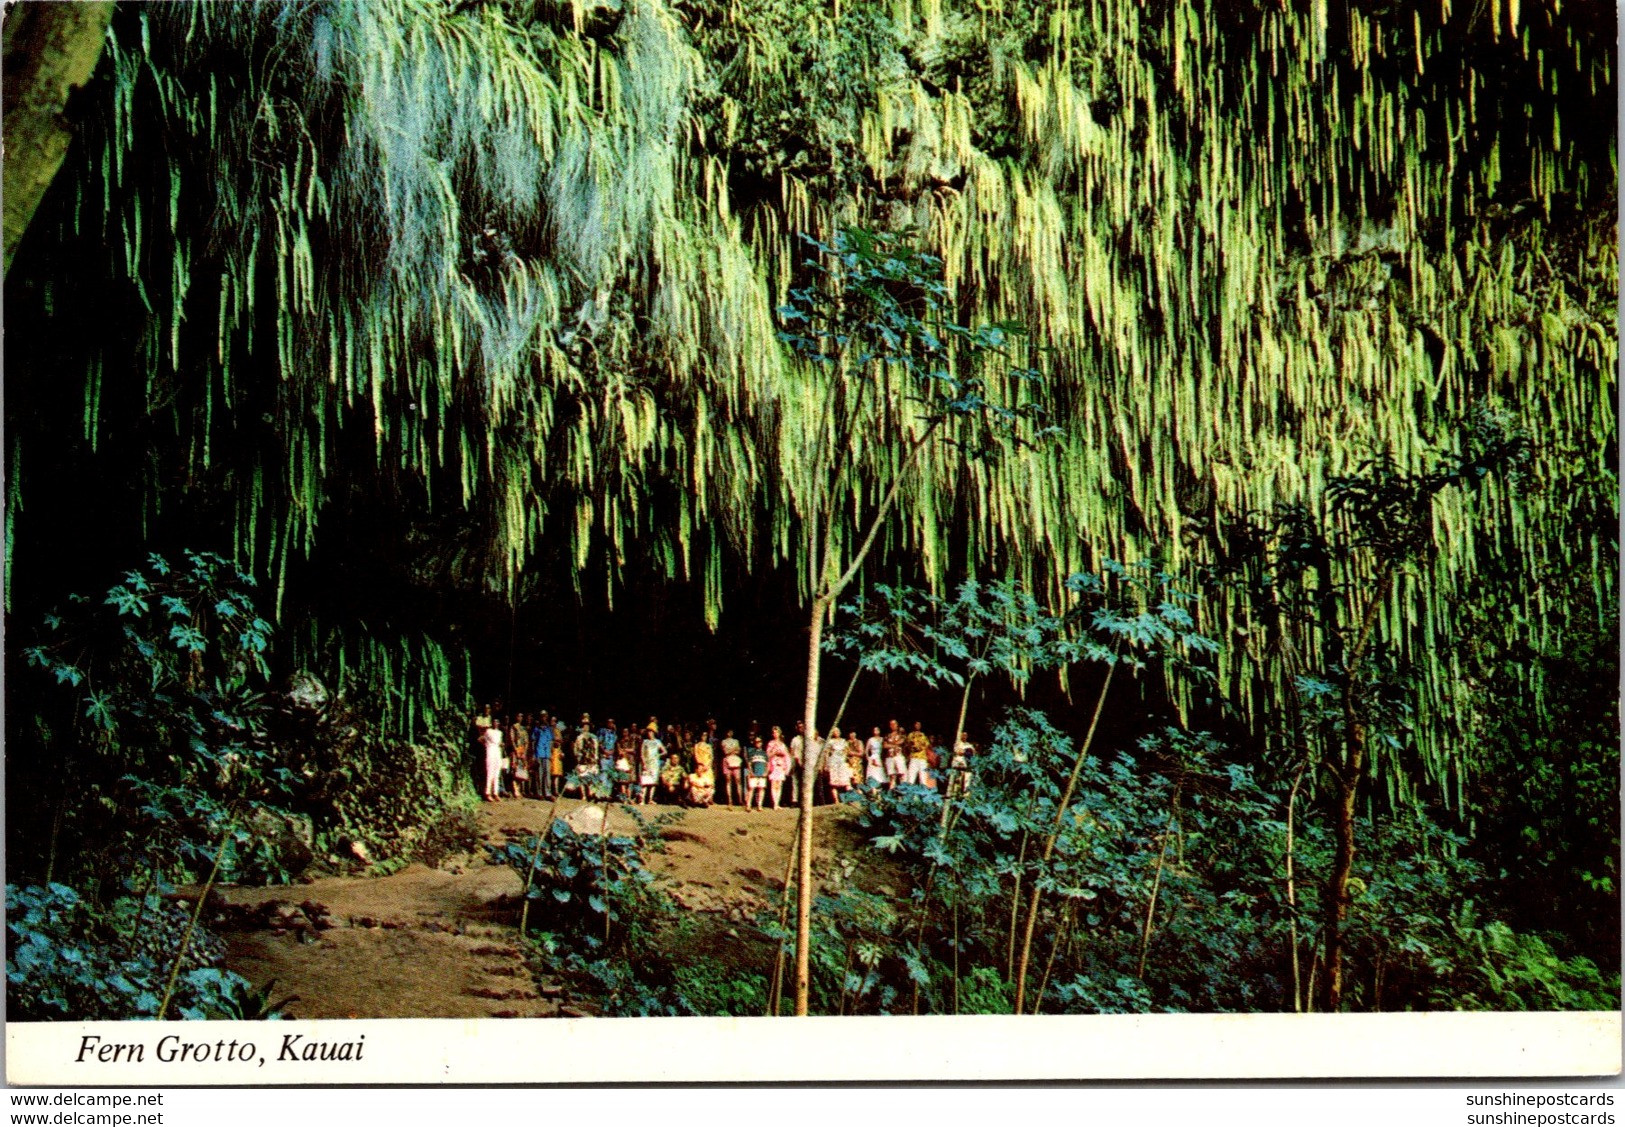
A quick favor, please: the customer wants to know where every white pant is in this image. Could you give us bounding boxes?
[905,758,930,786]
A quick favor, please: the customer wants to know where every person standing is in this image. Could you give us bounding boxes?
[597,718,619,777]
[473,703,494,791]
[746,735,769,810]
[720,729,744,807]
[612,742,634,803]
[883,718,906,788]
[509,712,532,798]
[548,715,567,796]
[844,729,866,788]
[903,721,932,787]
[947,732,975,799]
[864,726,887,787]
[787,721,806,805]
[766,726,792,810]
[481,720,505,802]
[825,729,852,800]
[639,724,665,805]
[492,710,511,795]
[532,712,552,797]
[571,715,601,796]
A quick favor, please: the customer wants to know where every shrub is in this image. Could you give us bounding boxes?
[671,962,770,1017]
[16,551,298,888]
[842,710,1294,1014]
[488,806,705,1016]
[415,804,483,869]
[6,883,269,1021]
[1449,922,1618,1011]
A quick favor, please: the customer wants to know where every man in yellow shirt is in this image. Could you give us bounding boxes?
[903,721,932,787]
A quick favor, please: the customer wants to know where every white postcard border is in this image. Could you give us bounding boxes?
[7,1011,1621,1086]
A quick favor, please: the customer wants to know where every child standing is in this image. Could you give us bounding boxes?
[613,745,634,803]
[549,718,567,796]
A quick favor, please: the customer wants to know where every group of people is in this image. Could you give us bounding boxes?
[471,707,975,811]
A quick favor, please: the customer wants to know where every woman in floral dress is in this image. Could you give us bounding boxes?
[639,724,665,805]
[825,729,853,799]
[508,713,531,798]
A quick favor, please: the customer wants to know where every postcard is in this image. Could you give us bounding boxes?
[4,0,1618,1087]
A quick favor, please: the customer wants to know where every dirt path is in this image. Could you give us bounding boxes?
[216,798,870,1019]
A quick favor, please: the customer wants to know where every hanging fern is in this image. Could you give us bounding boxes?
[8,0,1613,817]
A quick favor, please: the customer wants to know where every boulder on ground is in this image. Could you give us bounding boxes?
[287,671,328,714]
[242,808,316,875]
[563,804,607,836]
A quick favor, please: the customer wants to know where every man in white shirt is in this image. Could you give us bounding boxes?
[788,721,806,804]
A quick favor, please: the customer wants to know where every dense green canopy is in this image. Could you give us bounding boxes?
[7,0,1616,803]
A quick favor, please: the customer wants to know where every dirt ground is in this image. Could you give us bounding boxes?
[216,797,873,1019]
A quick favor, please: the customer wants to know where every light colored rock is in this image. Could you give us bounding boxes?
[563,804,607,836]
[288,671,328,713]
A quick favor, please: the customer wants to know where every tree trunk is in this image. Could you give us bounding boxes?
[766,821,801,1015]
[788,423,942,1015]
[1320,570,1391,1012]
[157,820,233,1021]
[1322,709,1366,1012]
[1284,754,1309,1011]
[1136,780,1182,979]
[792,595,827,1015]
[1013,655,1116,1013]
[3,2,115,277]
[518,796,564,936]
[1033,900,1076,1014]
[828,658,864,738]
[940,671,977,828]
[1003,790,1042,979]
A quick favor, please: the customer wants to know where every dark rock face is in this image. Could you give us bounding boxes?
[523,0,625,39]
[507,0,627,39]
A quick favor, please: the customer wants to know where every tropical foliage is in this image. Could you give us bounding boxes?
[489,808,766,1016]
[6,881,280,1021]
[2,0,1615,1018]
[807,710,1615,1014]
